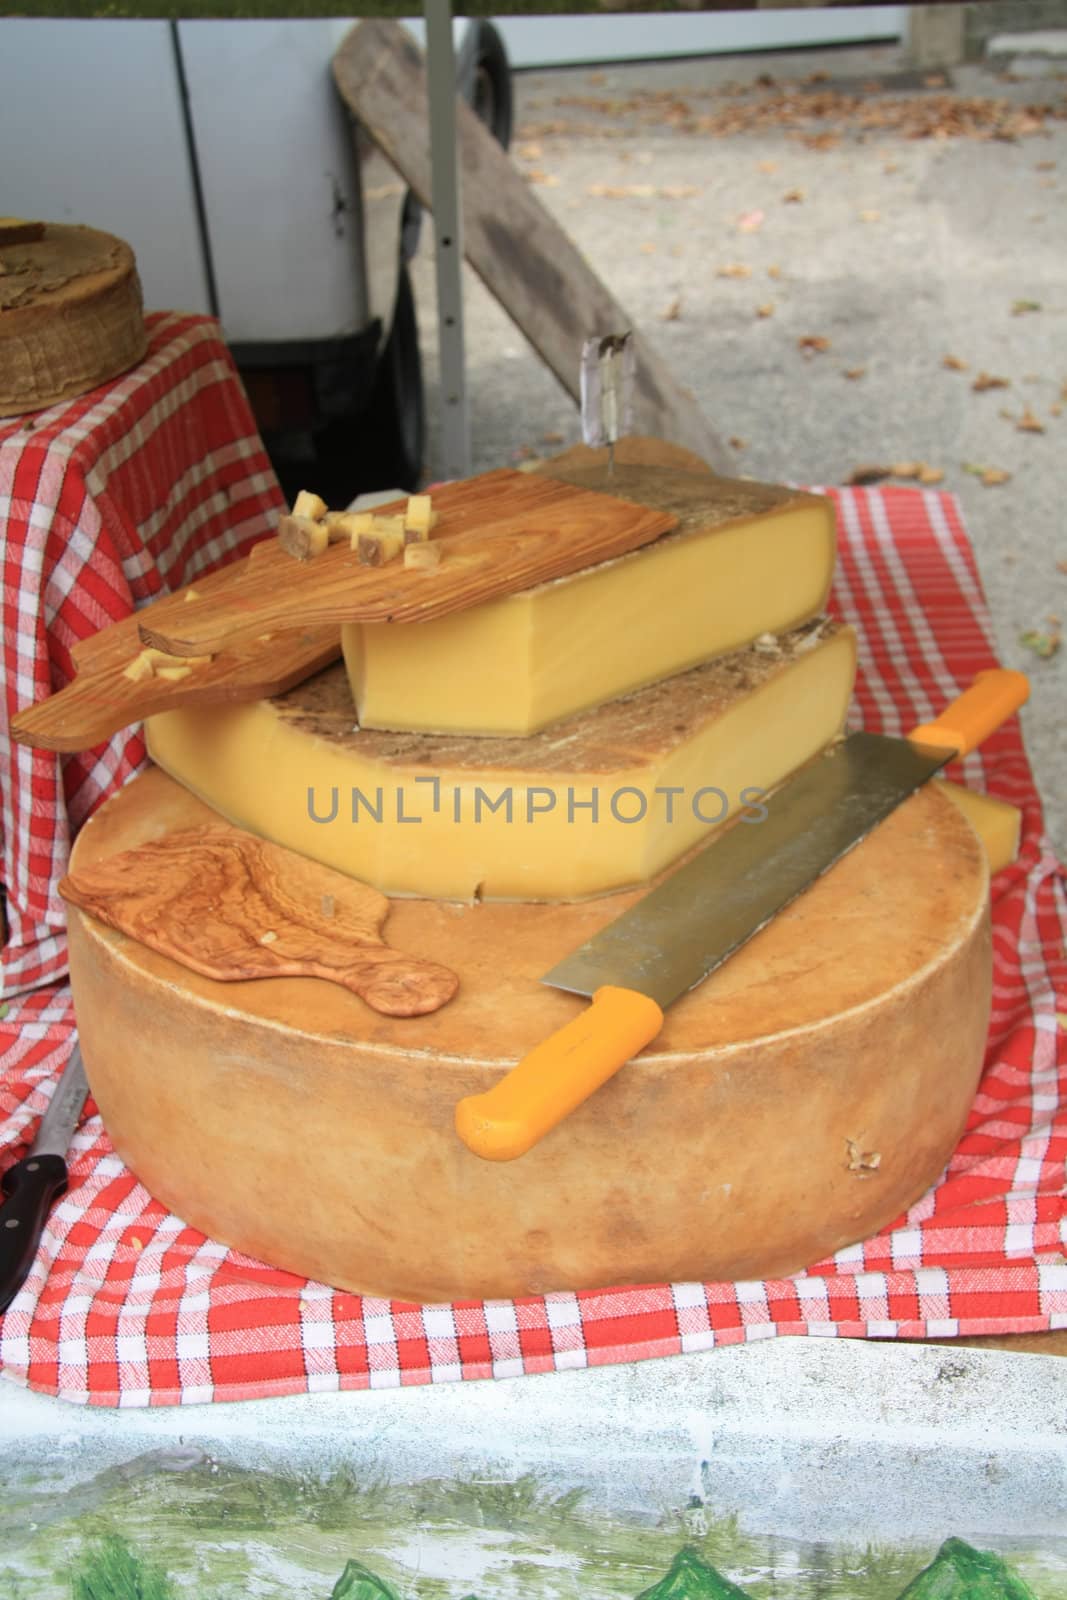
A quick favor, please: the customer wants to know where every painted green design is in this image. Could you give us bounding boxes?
[331,1559,403,1600]
[898,1539,1040,1600]
[71,1533,177,1600]
[635,1546,754,1600]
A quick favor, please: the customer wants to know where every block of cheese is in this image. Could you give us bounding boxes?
[0,222,147,416]
[146,619,856,902]
[66,765,992,1301]
[935,781,1022,874]
[343,464,836,736]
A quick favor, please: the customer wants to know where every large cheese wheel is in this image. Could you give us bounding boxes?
[0,222,147,416]
[67,767,992,1302]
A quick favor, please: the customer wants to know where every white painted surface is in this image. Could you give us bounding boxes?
[3,1340,1065,1539]
[0,19,210,317]
[488,9,908,68]
[177,20,369,343]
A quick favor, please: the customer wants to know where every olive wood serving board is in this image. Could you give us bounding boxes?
[139,469,678,658]
[59,825,458,1018]
[12,550,340,753]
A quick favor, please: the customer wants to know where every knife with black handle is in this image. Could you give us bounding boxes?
[0,1040,89,1314]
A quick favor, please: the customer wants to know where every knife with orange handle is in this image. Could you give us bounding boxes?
[454,668,1029,1162]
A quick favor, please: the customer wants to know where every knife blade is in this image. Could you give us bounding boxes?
[455,668,1029,1161]
[0,1040,89,1314]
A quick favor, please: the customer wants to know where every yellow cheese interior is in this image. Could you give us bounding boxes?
[343,499,835,736]
[934,780,1021,874]
[146,621,856,902]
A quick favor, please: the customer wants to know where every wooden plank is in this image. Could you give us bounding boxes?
[12,557,340,754]
[332,20,730,472]
[138,468,676,658]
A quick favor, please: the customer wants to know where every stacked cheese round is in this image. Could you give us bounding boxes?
[68,766,991,1301]
[0,220,147,417]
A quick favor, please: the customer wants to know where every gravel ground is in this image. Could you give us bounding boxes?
[410,41,1066,855]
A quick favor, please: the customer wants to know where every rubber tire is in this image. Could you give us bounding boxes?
[349,264,425,493]
[468,20,513,151]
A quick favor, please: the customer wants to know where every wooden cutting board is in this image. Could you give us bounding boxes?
[59,823,457,1018]
[139,469,678,658]
[11,550,340,753]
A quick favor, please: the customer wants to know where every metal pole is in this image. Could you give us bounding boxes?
[424,0,470,479]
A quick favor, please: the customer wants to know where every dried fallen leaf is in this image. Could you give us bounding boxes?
[1058,560,1067,574]
[737,209,765,233]
[883,162,900,175]
[525,171,560,188]
[517,141,543,161]
[924,73,948,89]
[972,372,1011,392]
[541,430,564,445]
[660,297,682,322]
[943,354,968,371]
[587,72,606,86]
[1036,160,1056,171]
[891,462,922,479]
[767,264,782,280]
[782,187,806,203]
[1052,403,1064,418]
[801,131,841,153]
[660,184,700,200]
[757,160,778,174]
[917,465,945,485]
[1019,628,1062,659]
[639,242,657,255]
[756,303,775,318]
[717,263,752,279]
[843,367,867,381]
[963,463,1012,486]
[798,335,831,355]
[1012,299,1042,315]
[1017,408,1046,434]
[586,183,656,199]
[847,465,892,486]
[729,436,747,451]
[859,209,882,222]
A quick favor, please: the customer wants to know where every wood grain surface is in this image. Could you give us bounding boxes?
[11,553,340,753]
[138,469,677,657]
[59,825,458,1018]
[332,21,729,471]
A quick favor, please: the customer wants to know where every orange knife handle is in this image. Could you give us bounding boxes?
[909,668,1029,758]
[455,985,664,1162]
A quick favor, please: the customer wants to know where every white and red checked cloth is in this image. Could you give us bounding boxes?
[1,482,1065,1406]
[1,310,285,998]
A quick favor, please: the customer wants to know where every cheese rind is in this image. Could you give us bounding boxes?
[66,766,991,1301]
[343,464,836,736]
[145,620,856,902]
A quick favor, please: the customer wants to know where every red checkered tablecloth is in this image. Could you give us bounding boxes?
[1,310,285,998]
[1,483,1065,1406]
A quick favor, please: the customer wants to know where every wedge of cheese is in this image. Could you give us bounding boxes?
[146,619,856,902]
[342,464,836,736]
[935,781,1021,874]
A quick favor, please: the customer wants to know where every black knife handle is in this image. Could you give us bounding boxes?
[0,1153,69,1315]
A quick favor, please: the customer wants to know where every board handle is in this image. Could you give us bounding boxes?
[454,986,663,1162]
[909,669,1029,757]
